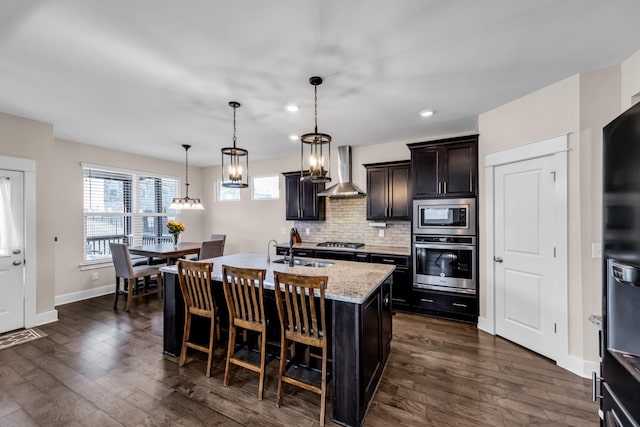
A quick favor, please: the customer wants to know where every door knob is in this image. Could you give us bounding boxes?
[13,260,23,266]
[493,256,503,263]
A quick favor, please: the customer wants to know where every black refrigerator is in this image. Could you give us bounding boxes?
[600,101,640,426]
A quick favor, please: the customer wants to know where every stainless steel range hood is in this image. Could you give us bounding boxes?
[317,145,366,198]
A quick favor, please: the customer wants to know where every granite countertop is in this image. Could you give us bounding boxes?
[160,252,394,304]
[275,242,411,257]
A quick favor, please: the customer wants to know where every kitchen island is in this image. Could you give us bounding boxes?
[161,252,395,427]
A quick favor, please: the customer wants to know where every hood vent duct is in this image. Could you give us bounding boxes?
[317,145,366,198]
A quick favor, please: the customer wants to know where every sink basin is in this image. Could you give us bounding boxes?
[272,258,309,266]
[271,258,334,268]
[306,261,334,268]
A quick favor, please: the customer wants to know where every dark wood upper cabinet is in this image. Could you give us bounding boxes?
[364,160,411,221]
[282,171,325,221]
[408,135,478,198]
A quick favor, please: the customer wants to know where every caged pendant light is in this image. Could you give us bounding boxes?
[170,144,204,210]
[221,101,249,188]
[300,76,331,183]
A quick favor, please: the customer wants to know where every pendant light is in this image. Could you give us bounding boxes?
[300,76,331,183]
[169,144,204,210]
[221,101,249,188]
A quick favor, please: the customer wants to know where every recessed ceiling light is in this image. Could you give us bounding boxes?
[285,104,299,113]
[288,134,299,141]
[419,109,435,117]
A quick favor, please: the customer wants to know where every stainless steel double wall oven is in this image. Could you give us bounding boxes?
[412,198,477,294]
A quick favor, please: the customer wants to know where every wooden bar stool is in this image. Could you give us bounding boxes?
[221,265,269,400]
[176,260,218,377]
[273,271,329,426]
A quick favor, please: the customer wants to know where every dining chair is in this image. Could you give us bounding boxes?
[273,271,329,426]
[109,242,163,311]
[221,265,269,400]
[198,239,225,260]
[209,233,226,249]
[176,260,218,377]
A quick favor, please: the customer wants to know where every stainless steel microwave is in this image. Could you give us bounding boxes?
[412,198,476,236]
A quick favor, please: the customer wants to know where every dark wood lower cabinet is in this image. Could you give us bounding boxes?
[333,275,392,427]
[412,288,478,322]
[163,271,392,427]
[371,254,411,311]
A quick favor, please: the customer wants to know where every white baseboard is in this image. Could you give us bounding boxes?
[557,354,600,379]
[55,284,114,307]
[477,316,494,334]
[26,309,58,328]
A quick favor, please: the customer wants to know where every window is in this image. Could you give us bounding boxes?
[252,175,279,200]
[83,165,179,262]
[217,180,241,201]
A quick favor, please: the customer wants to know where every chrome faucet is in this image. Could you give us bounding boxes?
[266,239,278,263]
[289,228,295,267]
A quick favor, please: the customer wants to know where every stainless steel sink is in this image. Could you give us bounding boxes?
[271,258,334,268]
[306,261,334,268]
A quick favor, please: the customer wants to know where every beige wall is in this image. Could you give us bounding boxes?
[478,67,622,365]
[0,112,56,314]
[621,48,640,109]
[578,66,621,362]
[202,140,415,255]
[478,75,582,355]
[203,154,299,255]
[52,138,206,298]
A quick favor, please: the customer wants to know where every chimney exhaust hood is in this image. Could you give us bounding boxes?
[317,145,366,198]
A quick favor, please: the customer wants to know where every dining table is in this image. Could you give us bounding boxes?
[128,241,201,265]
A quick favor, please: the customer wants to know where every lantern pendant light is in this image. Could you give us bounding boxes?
[300,76,331,183]
[169,144,204,210]
[221,101,249,188]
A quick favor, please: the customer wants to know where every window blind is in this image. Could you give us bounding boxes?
[83,166,179,261]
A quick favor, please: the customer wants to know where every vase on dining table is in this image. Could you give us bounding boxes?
[172,233,180,249]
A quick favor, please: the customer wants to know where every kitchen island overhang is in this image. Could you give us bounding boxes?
[161,253,395,427]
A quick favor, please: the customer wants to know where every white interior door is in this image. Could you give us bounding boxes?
[494,155,556,359]
[0,170,25,333]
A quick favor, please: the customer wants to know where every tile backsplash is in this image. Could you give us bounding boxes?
[294,197,410,247]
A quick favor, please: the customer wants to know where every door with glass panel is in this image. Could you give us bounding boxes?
[0,170,25,333]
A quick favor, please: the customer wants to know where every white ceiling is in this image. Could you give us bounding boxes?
[1,1,639,167]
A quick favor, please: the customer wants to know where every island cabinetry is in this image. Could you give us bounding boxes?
[162,253,394,427]
[412,288,478,322]
[283,171,325,220]
[408,135,478,198]
[364,160,411,220]
[371,254,411,311]
[333,275,392,427]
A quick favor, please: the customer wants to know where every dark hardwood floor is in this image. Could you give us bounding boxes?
[0,296,597,426]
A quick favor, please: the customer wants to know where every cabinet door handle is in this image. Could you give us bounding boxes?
[452,302,467,308]
[438,182,442,194]
[443,182,447,193]
[382,259,394,263]
[421,298,434,303]
[591,372,603,401]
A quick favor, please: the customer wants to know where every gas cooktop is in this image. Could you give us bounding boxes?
[317,242,365,249]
